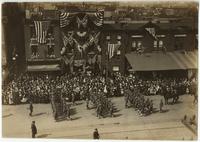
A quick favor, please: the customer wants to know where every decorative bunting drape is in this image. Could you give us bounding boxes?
[63,54,74,65]
[88,54,97,64]
[76,15,88,29]
[62,32,74,47]
[93,9,104,26]
[59,11,104,28]
[145,27,158,40]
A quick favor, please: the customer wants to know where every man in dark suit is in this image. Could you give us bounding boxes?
[93,128,100,139]
[31,121,37,138]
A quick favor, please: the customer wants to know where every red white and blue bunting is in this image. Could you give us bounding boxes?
[145,27,158,40]
[60,12,71,28]
[59,10,104,28]
[93,9,104,26]
[76,15,88,29]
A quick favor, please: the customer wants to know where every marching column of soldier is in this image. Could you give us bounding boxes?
[124,87,154,116]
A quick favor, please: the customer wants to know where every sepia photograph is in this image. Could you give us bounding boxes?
[1,1,198,140]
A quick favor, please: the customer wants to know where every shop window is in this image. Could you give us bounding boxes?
[159,40,163,48]
[137,41,142,47]
[154,40,158,49]
[132,41,137,51]
[113,66,119,71]
[117,50,121,55]
[106,36,110,40]
[117,41,121,46]
[117,35,121,40]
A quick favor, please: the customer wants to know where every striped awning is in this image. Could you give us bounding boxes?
[125,50,197,71]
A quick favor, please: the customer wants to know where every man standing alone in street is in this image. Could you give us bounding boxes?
[31,121,37,138]
[93,128,100,139]
[29,102,33,116]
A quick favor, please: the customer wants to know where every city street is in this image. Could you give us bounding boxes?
[2,95,197,140]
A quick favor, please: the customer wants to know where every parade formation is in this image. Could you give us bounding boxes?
[2,2,198,140]
[2,72,197,120]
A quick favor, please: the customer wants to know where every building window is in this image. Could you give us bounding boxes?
[113,66,119,71]
[117,50,121,55]
[159,40,163,48]
[137,41,142,47]
[132,41,143,52]
[106,36,110,40]
[117,41,121,45]
[132,41,136,48]
[117,35,121,40]
[154,40,158,49]
[131,41,136,51]
[154,40,163,51]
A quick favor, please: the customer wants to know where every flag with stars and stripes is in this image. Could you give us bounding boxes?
[34,21,50,44]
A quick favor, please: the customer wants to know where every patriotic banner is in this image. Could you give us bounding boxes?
[93,9,104,26]
[34,21,50,44]
[60,12,71,28]
[108,44,116,59]
[62,32,74,47]
[108,43,121,59]
[88,54,97,64]
[59,11,103,28]
[145,27,158,40]
[63,54,74,65]
[74,60,84,67]
[76,15,88,29]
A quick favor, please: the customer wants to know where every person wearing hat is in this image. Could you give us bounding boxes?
[93,128,100,139]
[31,121,37,138]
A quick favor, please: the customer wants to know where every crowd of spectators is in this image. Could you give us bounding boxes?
[2,72,197,106]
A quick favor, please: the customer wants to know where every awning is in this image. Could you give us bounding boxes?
[27,64,61,72]
[125,50,197,71]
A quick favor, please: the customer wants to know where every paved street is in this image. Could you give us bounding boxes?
[2,95,197,140]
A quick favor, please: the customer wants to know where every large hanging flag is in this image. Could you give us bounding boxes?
[145,27,158,40]
[34,21,50,44]
[108,44,116,59]
[108,43,121,59]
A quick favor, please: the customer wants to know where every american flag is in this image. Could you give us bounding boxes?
[108,43,118,59]
[34,21,50,44]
